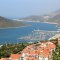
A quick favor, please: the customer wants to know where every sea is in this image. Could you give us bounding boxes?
[0,22,59,44]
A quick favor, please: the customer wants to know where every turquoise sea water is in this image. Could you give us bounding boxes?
[0,22,58,44]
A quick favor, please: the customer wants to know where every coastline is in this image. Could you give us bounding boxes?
[43,22,58,25]
[0,21,59,44]
[0,21,59,29]
[0,25,31,29]
[13,19,58,25]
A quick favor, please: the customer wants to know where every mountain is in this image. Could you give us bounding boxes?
[0,16,27,28]
[18,9,60,25]
[46,9,60,24]
[47,14,60,22]
[19,15,45,22]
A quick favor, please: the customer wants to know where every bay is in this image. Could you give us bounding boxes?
[0,22,58,44]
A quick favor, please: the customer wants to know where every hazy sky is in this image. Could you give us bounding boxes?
[0,0,60,18]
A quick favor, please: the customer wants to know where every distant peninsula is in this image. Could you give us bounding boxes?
[0,16,28,28]
[16,9,60,26]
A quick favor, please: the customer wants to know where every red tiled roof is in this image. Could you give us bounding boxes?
[0,42,56,60]
[21,42,56,58]
[10,54,20,59]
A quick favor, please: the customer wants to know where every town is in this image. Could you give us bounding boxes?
[0,35,60,60]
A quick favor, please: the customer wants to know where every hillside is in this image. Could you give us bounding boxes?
[18,9,60,25]
[47,14,60,23]
[19,15,45,22]
[0,16,27,28]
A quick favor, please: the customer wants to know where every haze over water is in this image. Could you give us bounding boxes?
[0,0,60,18]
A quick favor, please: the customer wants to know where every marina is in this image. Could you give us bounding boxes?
[19,29,60,41]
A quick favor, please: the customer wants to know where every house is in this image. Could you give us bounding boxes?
[9,54,21,60]
[20,42,56,60]
[2,42,55,60]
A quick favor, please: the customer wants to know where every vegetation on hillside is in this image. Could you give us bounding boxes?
[0,43,30,58]
[49,38,60,60]
[53,45,60,60]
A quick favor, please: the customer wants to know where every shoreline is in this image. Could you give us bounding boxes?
[0,22,59,29]
[13,19,58,25]
[43,22,58,25]
[0,25,31,29]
